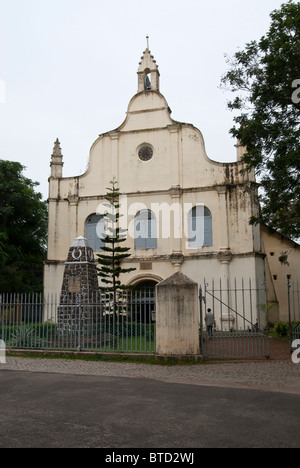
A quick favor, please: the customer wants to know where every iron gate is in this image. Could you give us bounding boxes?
[199,279,270,359]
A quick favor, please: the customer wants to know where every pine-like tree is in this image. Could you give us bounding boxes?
[97,179,136,314]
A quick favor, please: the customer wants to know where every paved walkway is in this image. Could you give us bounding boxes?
[1,357,300,395]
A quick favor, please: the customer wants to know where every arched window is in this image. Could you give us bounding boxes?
[134,210,157,250]
[188,206,212,248]
[85,214,105,252]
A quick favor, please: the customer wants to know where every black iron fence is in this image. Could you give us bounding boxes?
[1,278,298,359]
[288,280,300,351]
[0,289,156,353]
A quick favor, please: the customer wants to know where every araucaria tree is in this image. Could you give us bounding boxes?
[97,179,136,310]
[221,0,300,241]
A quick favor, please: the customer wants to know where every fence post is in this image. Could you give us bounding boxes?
[0,339,6,364]
[77,293,82,351]
[288,278,292,353]
[156,272,200,357]
[199,285,204,356]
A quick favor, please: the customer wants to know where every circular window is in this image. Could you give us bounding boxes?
[138,146,153,162]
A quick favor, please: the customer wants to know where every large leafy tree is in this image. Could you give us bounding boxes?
[221,0,300,240]
[0,160,48,292]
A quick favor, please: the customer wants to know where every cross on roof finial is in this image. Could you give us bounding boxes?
[146,35,150,50]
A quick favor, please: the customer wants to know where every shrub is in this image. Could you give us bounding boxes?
[274,321,289,338]
[7,325,45,348]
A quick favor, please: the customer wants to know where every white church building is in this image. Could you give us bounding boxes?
[44,45,299,325]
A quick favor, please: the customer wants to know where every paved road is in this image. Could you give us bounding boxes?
[0,358,300,448]
[2,357,300,394]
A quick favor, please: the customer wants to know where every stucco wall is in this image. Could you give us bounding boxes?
[45,49,263,304]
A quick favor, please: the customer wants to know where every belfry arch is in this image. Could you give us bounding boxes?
[137,40,160,93]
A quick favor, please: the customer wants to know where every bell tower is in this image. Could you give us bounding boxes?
[50,138,63,178]
[137,37,160,93]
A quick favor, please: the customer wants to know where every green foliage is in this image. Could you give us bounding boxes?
[7,325,45,348]
[274,321,289,337]
[0,160,48,292]
[97,178,136,294]
[0,322,155,352]
[0,232,8,269]
[98,322,155,340]
[279,251,290,266]
[221,1,300,240]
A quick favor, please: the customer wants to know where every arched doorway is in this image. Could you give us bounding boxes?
[132,280,157,323]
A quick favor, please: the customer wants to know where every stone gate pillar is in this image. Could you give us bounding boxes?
[156,272,200,356]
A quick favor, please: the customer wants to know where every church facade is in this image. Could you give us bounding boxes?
[45,46,273,325]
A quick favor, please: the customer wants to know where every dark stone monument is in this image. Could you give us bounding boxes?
[58,237,101,345]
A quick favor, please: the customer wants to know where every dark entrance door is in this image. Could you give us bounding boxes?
[133,281,157,323]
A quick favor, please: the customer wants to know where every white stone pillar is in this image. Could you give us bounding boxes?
[170,185,183,270]
[68,195,79,246]
[169,126,180,187]
[217,186,230,251]
[110,132,120,180]
[156,272,200,356]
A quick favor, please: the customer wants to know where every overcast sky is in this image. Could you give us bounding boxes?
[0,0,286,200]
